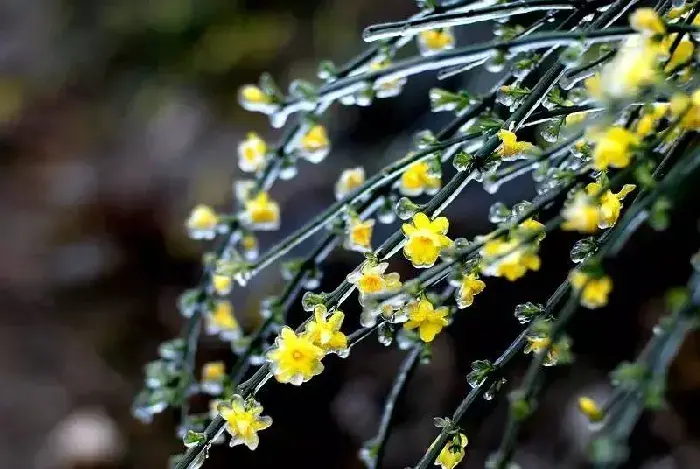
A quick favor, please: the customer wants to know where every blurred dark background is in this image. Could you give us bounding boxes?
[2,1,700,468]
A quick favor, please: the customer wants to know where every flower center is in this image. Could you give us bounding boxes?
[291,350,304,361]
[359,274,383,293]
[414,235,435,251]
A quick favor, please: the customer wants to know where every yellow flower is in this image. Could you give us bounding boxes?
[480,236,541,281]
[201,361,225,394]
[663,35,694,72]
[402,212,453,268]
[187,204,219,239]
[524,336,567,366]
[669,90,700,131]
[266,326,324,385]
[589,126,640,170]
[434,433,469,469]
[570,270,612,309]
[347,261,402,303]
[303,305,348,355]
[591,37,662,100]
[202,361,225,381]
[218,395,272,450]
[212,274,233,295]
[335,167,365,200]
[400,160,441,196]
[239,85,276,114]
[345,217,374,253]
[630,8,666,35]
[238,132,267,173]
[497,129,534,160]
[578,396,604,423]
[562,191,601,233]
[456,273,485,309]
[586,182,636,229]
[403,297,449,343]
[298,125,330,163]
[516,217,546,243]
[369,59,406,98]
[418,28,455,56]
[243,192,280,230]
[206,300,240,340]
[635,104,669,136]
[241,234,259,261]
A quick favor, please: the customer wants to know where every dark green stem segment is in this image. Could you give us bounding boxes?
[370,344,423,469]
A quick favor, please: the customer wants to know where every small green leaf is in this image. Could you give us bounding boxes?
[183,430,206,448]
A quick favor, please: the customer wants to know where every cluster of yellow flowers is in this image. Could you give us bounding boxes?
[266,304,349,385]
[480,218,545,281]
[586,8,699,102]
[402,212,454,268]
[562,182,636,233]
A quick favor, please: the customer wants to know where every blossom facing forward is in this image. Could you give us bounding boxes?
[187,204,219,240]
[345,217,374,253]
[218,395,272,450]
[335,167,365,200]
[266,327,324,385]
[418,28,455,56]
[403,297,449,343]
[402,212,453,268]
[242,192,280,231]
[347,261,402,303]
[238,132,268,173]
[400,160,441,197]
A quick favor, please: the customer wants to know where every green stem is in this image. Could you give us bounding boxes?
[369,344,423,469]
[363,0,578,42]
